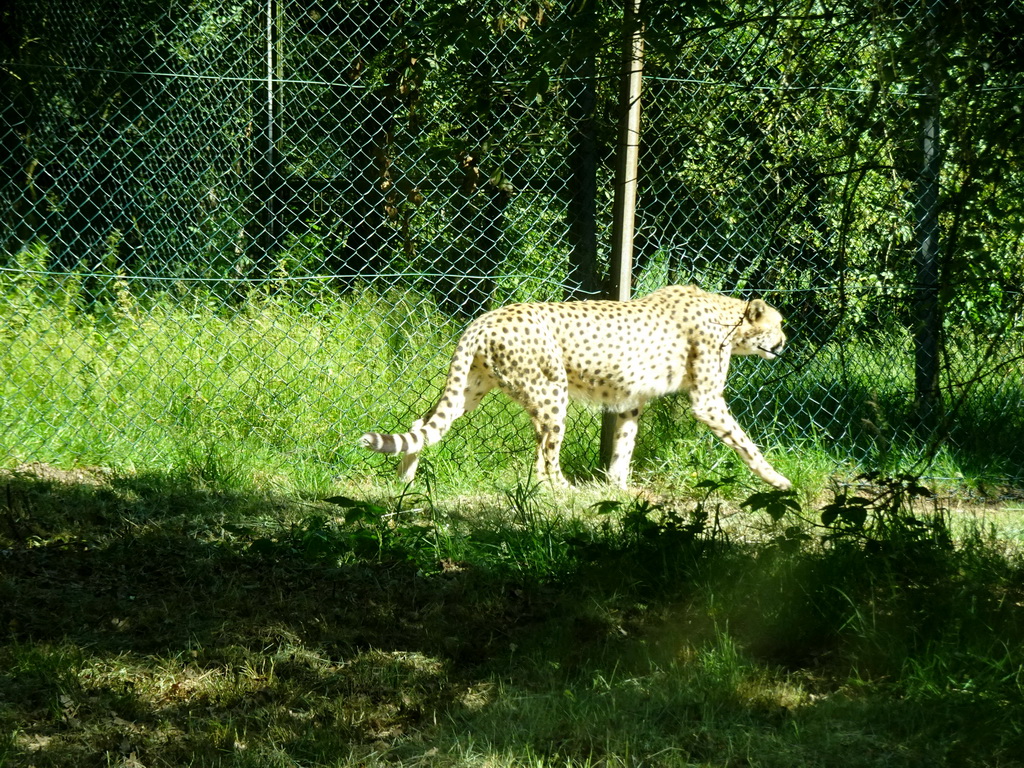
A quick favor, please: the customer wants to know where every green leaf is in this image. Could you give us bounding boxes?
[843,506,868,528]
[248,538,278,556]
[741,491,800,522]
[302,532,334,560]
[344,505,384,525]
[524,70,549,104]
[590,500,623,515]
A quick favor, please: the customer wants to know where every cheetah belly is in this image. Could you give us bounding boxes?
[561,334,686,411]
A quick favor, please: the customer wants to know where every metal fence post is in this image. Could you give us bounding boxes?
[914,0,943,432]
[255,0,284,278]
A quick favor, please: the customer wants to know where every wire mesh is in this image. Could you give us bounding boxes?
[1,0,1022,486]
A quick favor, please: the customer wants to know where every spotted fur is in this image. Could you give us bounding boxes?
[361,285,791,490]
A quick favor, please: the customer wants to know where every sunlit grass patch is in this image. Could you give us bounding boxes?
[4,259,1024,493]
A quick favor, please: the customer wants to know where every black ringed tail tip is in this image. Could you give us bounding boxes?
[361,433,392,453]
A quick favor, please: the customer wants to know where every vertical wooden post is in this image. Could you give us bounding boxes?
[600,0,645,472]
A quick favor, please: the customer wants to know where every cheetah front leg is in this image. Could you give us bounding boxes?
[690,393,792,490]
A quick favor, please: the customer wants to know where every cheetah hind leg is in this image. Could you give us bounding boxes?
[532,425,570,488]
[515,383,571,489]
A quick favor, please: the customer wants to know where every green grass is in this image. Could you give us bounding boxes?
[3,251,1024,494]
[2,259,1024,764]
[1,466,1023,767]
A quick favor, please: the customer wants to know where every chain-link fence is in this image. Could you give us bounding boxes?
[2,0,1023,487]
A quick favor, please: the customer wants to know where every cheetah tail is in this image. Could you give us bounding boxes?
[361,418,433,455]
[360,346,474,456]
[361,405,462,455]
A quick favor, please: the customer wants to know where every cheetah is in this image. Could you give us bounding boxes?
[361,285,792,490]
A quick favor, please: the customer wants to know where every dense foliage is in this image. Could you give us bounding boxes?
[3,1,1021,315]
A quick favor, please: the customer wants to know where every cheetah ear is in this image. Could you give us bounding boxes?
[746,299,768,322]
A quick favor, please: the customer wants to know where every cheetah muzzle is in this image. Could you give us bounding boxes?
[361,285,792,491]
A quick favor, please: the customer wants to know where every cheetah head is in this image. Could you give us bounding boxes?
[733,299,787,360]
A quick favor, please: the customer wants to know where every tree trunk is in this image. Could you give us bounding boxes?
[565,3,600,300]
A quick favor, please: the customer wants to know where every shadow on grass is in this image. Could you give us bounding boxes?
[0,466,648,765]
[2,466,1024,767]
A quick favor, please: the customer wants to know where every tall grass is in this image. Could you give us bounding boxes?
[1,250,1022,492]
